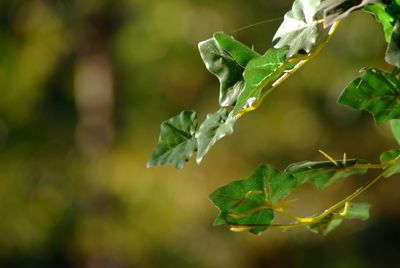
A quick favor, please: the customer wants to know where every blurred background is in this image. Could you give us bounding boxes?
[1,0,400,267]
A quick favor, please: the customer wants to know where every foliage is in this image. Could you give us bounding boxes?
[149,0,400,235]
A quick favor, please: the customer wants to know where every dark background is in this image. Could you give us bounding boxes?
[1,0,400,267]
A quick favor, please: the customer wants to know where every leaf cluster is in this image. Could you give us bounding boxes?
[148,0,400,235]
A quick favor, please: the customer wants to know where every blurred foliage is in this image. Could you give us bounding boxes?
[1,0,400,267]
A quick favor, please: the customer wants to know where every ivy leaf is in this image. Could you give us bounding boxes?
[363,3,395,43]
[380,149,400,177]
[209,164,297,234]
[285,159,368,189]
[273,0,321,57]
[148,111,198,169]
[198,33,260,107]
[195,108,236,164]
[319,0,378,28]
[390,119,400,144]
[308,202,371,235]
[213,32,260,67]
[386,20,400,68]
[338,68,400,124]
[233,47,292,114]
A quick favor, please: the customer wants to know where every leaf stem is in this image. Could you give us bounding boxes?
[228,170,385,231]
[235,21,340,119]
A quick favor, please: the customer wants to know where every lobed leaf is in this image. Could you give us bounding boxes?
[273,0,321,57]
[338,68,400,124]
[319,0,378,28]
[148,111,198,169]
[213,32,260,67]
[233,47,293,115]
[285,159,368,189]
[195,108,236,164]
[380,148,400,177]
[198,33,260,107]
[209,164,297,234]
[308,202,371,235]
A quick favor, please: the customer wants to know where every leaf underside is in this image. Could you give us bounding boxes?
[273,0,321,57]
[285,159,368,189]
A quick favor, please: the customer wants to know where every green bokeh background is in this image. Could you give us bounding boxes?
[1,0,400,267]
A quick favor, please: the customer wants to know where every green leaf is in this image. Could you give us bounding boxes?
[273,0,321,57]
[380,148,400,177]
[209,164,297,234]
[213,32,260,67]
[319,0,377,28]
[198,33,260,107]
[363,3,395,43]
[390,119,400,144]
[233,47,293,115]
[386,20,400,68]
[195,108,236,164]
[148,111,198,169]
[308,202,370,235]
[338,68,400,124]
[285,159,368,189]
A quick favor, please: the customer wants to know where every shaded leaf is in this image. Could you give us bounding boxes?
[308,214,343,235]
[198,33,259,107]
[345,203,371,220]
[233,47,293,114]
[390,119,400,144]
[386,20,400,68]
[273,0,321,57]
[209,164,297,234]
[285,159,368,189]
[320,0,377,28]
[380,148,400,177]
[363,2,395,42]
[338,68,400,124]
[308,202,370,235]
[195,108,236,164]
[148,111,198,169]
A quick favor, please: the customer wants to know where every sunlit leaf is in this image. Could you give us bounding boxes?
[390,119,400,144]
[319,0,377,28]
[273,0,321,57]
[213,32,260,67]
[363,2,395,42]
[195,108,236,164]
[148,111,198,169]
[198,33,259,107]
[285,159,368,189]
[338,68,400,124]
[233,47,293,114]
[380,148,400,177]
[209,164,297,234]
[308,202,370,235]
[386,20,400,68]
